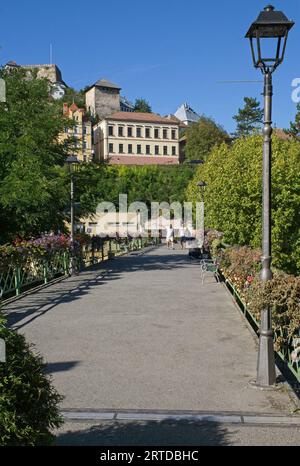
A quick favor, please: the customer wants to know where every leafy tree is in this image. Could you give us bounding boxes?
[60,86,85,109]
[75,164,193,214]
[285,102,300,140]
[233,97,263,137]
[184,116,228,162]
[133,98,152,113]
[186,135,300,275]
[0,68,73,243]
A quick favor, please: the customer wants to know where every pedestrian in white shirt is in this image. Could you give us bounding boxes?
[166,225,175,250]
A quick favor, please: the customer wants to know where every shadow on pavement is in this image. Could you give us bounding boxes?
[3,273,107,330]
[55,419,231,446]
[3,248,196,330]
[44,361,81,374]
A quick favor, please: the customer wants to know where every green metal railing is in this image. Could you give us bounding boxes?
[0,237,159,301]
[224,277,300,382]
[0,250,69,299]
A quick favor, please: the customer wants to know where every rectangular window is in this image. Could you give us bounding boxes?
[163,129,168,139]
[118,126,123,137]
[155,145,159,155]
[128,127,133,137]
[109,143,114,153]
[172,129,176,139]
[137,127,142,137]
[146,145,150,155]
[163,146,168,155]
[119,144,123,153]
[137,144,141,154]
[109,126,114,136]
[172,146,176,156]
[154,128,159,138]
[128,144,132,154]
[145,127,151,138]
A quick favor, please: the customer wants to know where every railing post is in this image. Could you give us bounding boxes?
[63,252,69,276]
[43,261,48,285]
[91,245,95,265]
[14,267,21,296]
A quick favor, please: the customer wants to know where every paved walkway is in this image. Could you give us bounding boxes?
[3,245,297,415]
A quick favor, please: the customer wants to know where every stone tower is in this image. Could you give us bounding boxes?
[85,78,121,120]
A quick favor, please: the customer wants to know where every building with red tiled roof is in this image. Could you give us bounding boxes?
[93,112,180,165]
[60,103,93,163]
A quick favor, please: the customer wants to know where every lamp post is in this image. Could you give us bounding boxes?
[197,181,207,254]
[246,5,294,388]
[66,155,80,275]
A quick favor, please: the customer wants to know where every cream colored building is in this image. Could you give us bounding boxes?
[59,103,93,163]
[78,212,142,237]
[93,112,180,165]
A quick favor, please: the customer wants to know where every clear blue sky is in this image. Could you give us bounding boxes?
[1,0,299,133]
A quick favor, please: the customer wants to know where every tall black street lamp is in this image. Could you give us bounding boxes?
[66,155,80,275]
[246,5,294,387]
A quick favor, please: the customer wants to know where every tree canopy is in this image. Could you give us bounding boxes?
[0,68,72,243]
[133,98,152,113]
[285,102,300,140]
[186,135,300,275]
[233,97,263,137]
[184,116,228,162]
[75,164,193,213]
[60,87,85,108]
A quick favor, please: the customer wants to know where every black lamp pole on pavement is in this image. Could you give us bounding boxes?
[245,5,294,388]
[66,155,80,275]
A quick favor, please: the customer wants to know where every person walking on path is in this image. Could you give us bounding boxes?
[166,225,175,250]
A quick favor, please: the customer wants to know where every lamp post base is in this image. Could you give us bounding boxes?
[248,379,283,391]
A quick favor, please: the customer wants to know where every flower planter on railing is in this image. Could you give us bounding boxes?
[223,275,300,382]
[0,236,159,301]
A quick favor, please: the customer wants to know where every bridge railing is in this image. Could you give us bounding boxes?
[0,237,159,301]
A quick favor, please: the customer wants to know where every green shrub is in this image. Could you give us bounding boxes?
[186,135,300,275]
[217,245,261,295]
[0,315,63,445]
[213,243,300,354]
[246,274,300,352]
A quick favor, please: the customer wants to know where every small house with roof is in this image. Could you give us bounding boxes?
[174,103,200,125]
